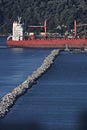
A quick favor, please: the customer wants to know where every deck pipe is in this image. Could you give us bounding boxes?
[0,49,60,118]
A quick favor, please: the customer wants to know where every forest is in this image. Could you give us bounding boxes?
[0,0,87,35]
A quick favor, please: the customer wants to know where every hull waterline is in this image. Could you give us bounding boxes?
[6,38,87,49]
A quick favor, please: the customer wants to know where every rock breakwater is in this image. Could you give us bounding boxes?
[0,49,60,118]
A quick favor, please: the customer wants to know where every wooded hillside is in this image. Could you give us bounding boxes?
[0,0,87,34]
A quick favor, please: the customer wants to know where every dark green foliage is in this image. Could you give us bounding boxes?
[0,0,87,34]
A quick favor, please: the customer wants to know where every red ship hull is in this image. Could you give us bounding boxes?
[6,38,87,49]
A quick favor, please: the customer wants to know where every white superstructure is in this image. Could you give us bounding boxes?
[12,18,24,41]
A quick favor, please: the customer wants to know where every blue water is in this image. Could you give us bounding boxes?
[0,37,87,130]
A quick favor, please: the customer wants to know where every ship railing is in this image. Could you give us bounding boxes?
[7,35,12,40]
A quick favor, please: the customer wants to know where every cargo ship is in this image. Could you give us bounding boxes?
[6,17,87,49]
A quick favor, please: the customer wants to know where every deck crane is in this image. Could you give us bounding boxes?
[29,20,47,37]
[74,20,87,38]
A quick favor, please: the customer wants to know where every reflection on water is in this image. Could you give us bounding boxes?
[11,48,24,53]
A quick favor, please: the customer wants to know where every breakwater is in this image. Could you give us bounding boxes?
[0,49,60,118]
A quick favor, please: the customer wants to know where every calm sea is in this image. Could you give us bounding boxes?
[0,37,87,130]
